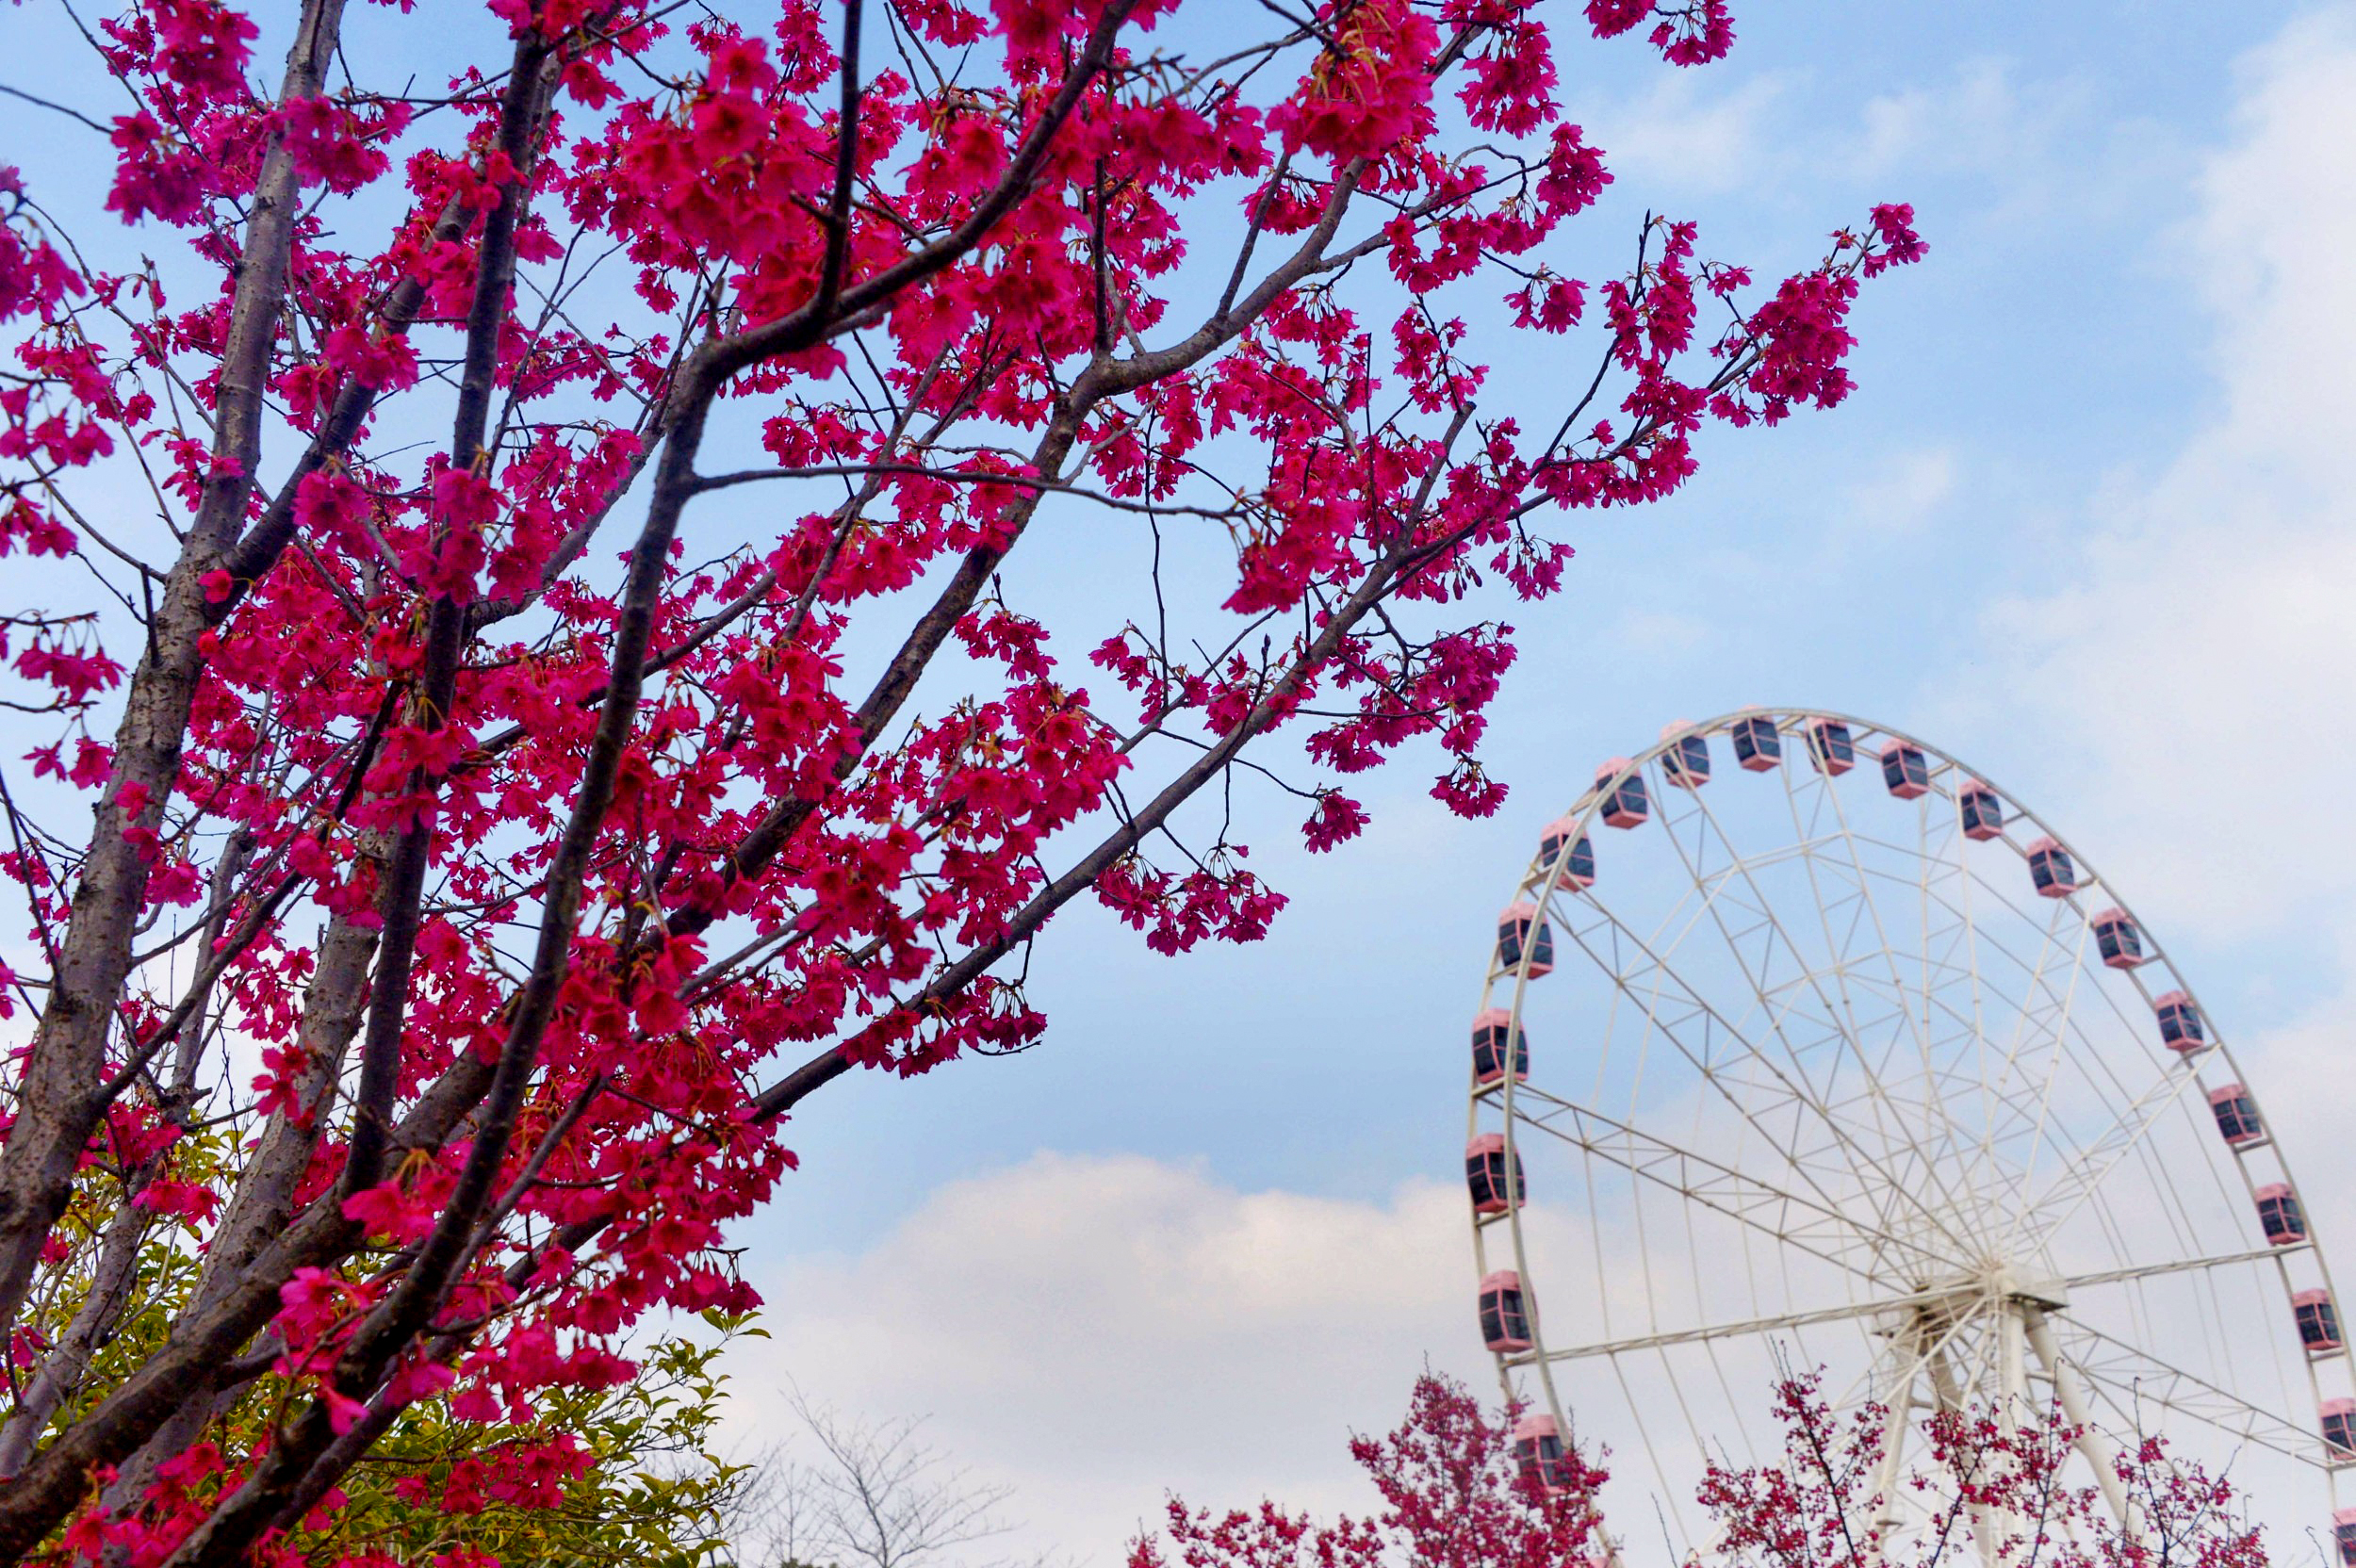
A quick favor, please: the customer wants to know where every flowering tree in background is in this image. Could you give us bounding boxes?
[1130,1374,1607,1568]
[1698,1374,2270,1568]
[1147,1374,2270,1568]
[0,0,1921,1558]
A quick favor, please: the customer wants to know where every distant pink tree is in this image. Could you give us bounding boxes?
[1698,1374,2270,1568]
[1131,1374,1609,1568]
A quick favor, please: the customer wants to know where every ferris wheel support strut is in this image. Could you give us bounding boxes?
[2023,1304,2140,1542]
[1998,1302,2031,1560]
[1867,1320,1922,1562]
[1924,1344,1997,1568]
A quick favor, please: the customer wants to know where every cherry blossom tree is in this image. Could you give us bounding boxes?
[1129,1374,1607,1568]
[0,0,1921,1560]
[1697,1373,2270,1568]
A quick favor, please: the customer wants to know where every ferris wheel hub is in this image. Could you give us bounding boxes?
[1871,1269,2069,1348]
[1988,1266,2070,1313]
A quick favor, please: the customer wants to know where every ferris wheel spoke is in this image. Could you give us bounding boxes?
[1958,868,2091,1251]
[1986,892,2172,1264]
[1855,841,2164,1270]
[1656,761,1988,1271]
[1531,1280,1995,1367]
[1825,826,2121,1211]
[2004,966,2238,1282]
[1825,814,2201,1274]
[2008,1058,2210,1261]
[1544,889,1976,1276]
[2057,1244,2308,1293]
[1503,1086,1939,1286]
[1697,838,2053,1266]
[2046,1314,2328,1468]
[1779,741,2001,1253]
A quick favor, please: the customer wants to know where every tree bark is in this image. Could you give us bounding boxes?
[0,0,352,1341]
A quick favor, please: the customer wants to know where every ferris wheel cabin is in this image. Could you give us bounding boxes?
[1466,1133,1526,1215]
[1497,902,1554,976]
[2026,837,2079,898]
[2296,1289,2344,1354]
[2092,907,2147,969]
[1471,1008,1530,1086]
[1595,760,1649,827]
[2207,1084,2265,1148]
[1479,1270,1532,1353]
[1511,1413,1579,1494]
[1538,818,1595,890]
[2324,1398,2356,1462]
[2153,989,2207,1053]
[1806,716,1855,775]
[1958,780,2004,841]
[1731,713,1782,771]
[1661,724,1712,789]
[2256,1184,2309,1247]
[1880,740,1931,798]
[2335,1510,2356,1567]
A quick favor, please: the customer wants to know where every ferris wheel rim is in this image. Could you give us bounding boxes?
[1465,707,2354,1557]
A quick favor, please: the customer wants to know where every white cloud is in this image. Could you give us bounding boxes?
[1591,73,1790,195]
[1609,607,1713,658]
[723,1154,1482,1566]
[717,1153,1841,1565]
[1977,8,2356,945]
[1840,446,1956,536]
[1851,59,2081,184]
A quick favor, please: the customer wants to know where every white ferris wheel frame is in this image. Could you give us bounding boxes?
[1466,708,2355,1560]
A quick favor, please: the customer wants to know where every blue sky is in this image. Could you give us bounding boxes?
[769,0,2315,1245]
[8,1,2356,1562]
[745,12,2328,1229]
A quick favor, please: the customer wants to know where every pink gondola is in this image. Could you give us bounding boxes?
[2325,1398,2356,1461]
[1471,1008,1529,1086]
[1512,1413,1578,1494]
[1479,1270,1532,1352]
[2154,989,2206,1053]
[2257,1184,2308,1247]
[1661,723,1711,790]
[1538,817,1596,890]
[2026,837,2078,898]
[2091,907,2146,970]
[1466,1133,1525,1215]
[1958,780,2004,841]
[2207,1084,2264,1148]
[1497,902,1554,976]
[1731,712,1782,772]
[2296,1290,2344,1354]
[1595,760,1649,828]
[2336,1508,2356,1567]
[1880,740,1930,798]
[1807,717,1855,776]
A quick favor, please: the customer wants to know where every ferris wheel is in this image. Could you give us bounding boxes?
[1464,709,2356,1565]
